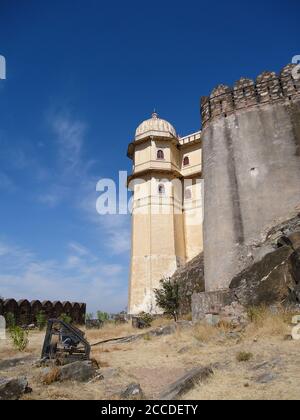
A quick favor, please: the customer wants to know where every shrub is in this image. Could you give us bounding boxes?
[96,311,110,323]
[5,312,15,329]
[9,326,29,352]
[59,313,72,324]
[236,351,253,362]
[36,311,47,330]
[41,367,61,385]
[154,278,180,321]
[138,312,153,327]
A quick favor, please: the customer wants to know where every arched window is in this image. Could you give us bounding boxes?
[183,156,190,166]
[184,189,192,200]
[157,149,164,160]
[158,184,165,195]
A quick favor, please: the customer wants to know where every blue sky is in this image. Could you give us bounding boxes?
[0,0,299,313]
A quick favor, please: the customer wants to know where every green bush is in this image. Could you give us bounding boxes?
[36,311,47,330]
[138,312,153,327]
[154,277,180,321]
[96,311,110,323]
[59,313,72,324]
[5,312,16,329]
[9,326,29,352]
[236,351,253,362]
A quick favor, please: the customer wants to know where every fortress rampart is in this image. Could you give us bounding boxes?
[201,64,300,127]
[201,63,300,292]
[0,298,86,325]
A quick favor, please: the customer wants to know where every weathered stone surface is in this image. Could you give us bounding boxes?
[59,361,96,382]
[219,302,248,326]
[255,372,277,384]
[230,245,300,306]
[120,383,144,400]
[0,376,29,400]
[0,356,37,370]
[170,253,205,314]
[192,290,235,321]
[99,367,119,380]
[159,366,213,400]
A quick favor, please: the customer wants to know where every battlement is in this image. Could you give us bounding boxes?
[201,64,300,127]
[0,298,86,325]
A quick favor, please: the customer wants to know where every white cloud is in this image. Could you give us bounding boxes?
[0,239,127,313]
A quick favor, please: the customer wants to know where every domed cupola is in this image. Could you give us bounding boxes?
[135,112,177,141]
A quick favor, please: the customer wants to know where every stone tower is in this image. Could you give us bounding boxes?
[201,64,300,292]
[127,112,203,314]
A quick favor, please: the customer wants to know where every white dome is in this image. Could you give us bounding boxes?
[135,112,177,140]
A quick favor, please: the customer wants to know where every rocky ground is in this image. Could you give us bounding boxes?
[0,310,300,400]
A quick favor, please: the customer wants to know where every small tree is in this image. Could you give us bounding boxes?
[96,311,109,323]
[9,326,29,352]
[154,278,180,322]
[36,311,47,330]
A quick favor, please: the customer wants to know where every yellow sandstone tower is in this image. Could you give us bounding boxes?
[127,112,203,314]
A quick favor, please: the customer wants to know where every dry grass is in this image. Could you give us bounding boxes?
[245,306,291,338]
[0,308,300,400]
[41,367,61,385]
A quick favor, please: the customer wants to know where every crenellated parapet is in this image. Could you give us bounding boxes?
[0,298,86,325]
[201,64,300,127]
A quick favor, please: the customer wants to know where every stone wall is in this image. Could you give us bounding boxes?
[201,63,300,292]
[0,298,86,325]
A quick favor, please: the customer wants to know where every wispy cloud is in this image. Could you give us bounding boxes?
[0,238,127,312]
[0,171,16,192]
[51,113,86,171]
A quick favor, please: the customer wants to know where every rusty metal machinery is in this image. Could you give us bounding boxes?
[41,319,91,363]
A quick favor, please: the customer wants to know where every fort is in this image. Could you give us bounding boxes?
[127,63,300,315]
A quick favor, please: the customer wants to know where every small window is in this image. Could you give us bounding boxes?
[158,184,165,195]
[184,189,192,200]
[157,150,164,160]
[183,156,190,166]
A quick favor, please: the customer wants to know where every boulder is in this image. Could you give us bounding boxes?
[230,245,300,306]
[0,376,29,400]
[169,253,205,314]
[59,360,96,382]
[120,383,144,400]
[159,366,213,400]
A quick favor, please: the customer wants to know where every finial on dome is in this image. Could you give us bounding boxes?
[152,109,158,119]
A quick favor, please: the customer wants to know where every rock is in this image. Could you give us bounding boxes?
[291,315,300,325]
[159,366,214,400]
[169,253,205,315]
[0,376,29,400]
[204,314,220,326]
[178,346,191,354]
[59,361,96,382]
[149,324,176,337]
[132,317,148,329]
[192,290,236,321]
[220,302,248,326]
[0,356,37,370]
[284,334,293,341]
[230,245,300,306]
[176,320,193,330]
[85,319,103,330]
[99,367,119,380]
[255,372,277,384]
[120,383,144,400]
